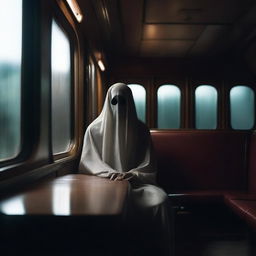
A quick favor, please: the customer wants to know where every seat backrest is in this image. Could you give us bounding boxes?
[151,130,250,193]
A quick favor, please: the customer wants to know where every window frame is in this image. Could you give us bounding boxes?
[0,0,83,186]
[87,56,97,122]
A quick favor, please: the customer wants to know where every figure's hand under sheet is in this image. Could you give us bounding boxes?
[109,172,134,181]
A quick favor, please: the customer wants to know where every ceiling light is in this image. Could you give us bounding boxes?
[66,0,83,23]
[98,60,105,71]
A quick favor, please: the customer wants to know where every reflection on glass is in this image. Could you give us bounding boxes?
[157,85,181,128]
[195,85,217,129]
[230,86,255,130]
[0,196,25,215]
[51,20,72,154]
[0,0,22,161]
[128,84,146,122]
[52,185,71,216]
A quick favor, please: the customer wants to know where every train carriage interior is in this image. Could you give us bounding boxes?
[2,0,256,255]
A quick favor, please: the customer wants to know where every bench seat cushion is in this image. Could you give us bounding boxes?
[225,199,256,230]
[168,190,246,205]
[224,192,256,201]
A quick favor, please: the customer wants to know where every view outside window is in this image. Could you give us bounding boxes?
[128,84,146,122]
[195,85,218,129]
[157,85,181,129]
[230,86,255,130]
[51,20,72,154]
[0,0,22,161]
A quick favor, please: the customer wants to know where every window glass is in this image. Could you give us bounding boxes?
[128,84,146,122]
[230,86,255,130]
[0,0,22,161]
[51,20,72,154]
[195,85,218,129]
[157,85,181,128]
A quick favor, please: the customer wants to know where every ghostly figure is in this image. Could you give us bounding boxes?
[79,83,171,255]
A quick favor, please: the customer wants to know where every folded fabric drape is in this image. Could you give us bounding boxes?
[79,83,172,255]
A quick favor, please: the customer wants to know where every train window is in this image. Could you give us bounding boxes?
[195,85,218,129]
[0,0,22,161]
[230,86,255,130]
[51,20,72,155]
[157,85,181,129]
[128,84,146,122]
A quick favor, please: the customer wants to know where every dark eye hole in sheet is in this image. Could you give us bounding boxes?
[111,95,126,105]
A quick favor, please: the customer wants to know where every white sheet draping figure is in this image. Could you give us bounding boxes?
[79,83,172,255]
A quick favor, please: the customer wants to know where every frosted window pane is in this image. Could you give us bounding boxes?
[195,85,217,129]
[230,86,255,130]
[0,0,22,161]
[157,85,181,128]
[51,20,72,154]
[128,84,146,122]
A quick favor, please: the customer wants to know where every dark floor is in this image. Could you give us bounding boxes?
[174,204,251,256]
[0,204,253,256]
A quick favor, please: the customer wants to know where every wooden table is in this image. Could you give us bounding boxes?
[0,175,129,255]
[0,174,129,216]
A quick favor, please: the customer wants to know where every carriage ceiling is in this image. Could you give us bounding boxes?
[78,0,256,60]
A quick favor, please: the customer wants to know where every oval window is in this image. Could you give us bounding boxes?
[230,86,255,130]
[128,84,146,122]
[157,85,181,129]
[195,85,218,129]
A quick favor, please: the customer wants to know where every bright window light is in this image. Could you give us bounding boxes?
[51,20,72,155]
[195,85,218,129]
[157,85,181,129]
[51,21,71,73]
[128,84,146,122]
[0,196,25,215]
[230,86,255,130]
[0,0,22,161]
[52,185,71,216]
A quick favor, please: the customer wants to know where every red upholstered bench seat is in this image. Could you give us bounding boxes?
[224,192,256,201]
[224,192,256,230]
[169,190,248,205]
[225,199,256,230]
[223,132,256,230]
[151,130,249,194]
[151,130,256,230]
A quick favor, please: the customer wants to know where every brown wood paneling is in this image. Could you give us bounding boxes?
[120,0,144,55]
[143,24,205,40]
[72,0,256,61]
[189,25,231,56]
[141,40,194,57]
[145,0,252,24]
